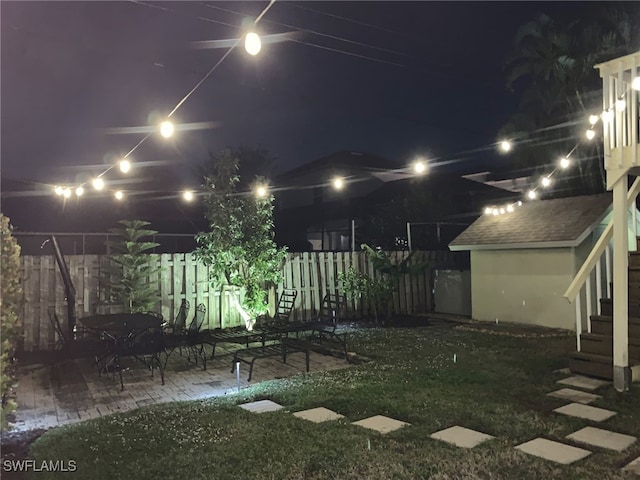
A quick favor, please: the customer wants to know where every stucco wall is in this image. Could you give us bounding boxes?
[471,247,579,330]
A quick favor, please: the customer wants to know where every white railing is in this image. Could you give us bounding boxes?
[564,176,640,351]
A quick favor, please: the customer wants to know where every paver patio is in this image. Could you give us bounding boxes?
[10,343,352,431]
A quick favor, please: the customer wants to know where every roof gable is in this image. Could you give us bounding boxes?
[449,193,612,250]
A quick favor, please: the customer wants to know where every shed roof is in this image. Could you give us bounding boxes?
[449,193,612,251]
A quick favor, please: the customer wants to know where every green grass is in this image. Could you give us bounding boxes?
[29,323,640,479]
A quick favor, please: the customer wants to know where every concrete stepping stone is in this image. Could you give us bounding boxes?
[546,388,601,404]
[623,456,640,474]
[553,368,571,374]
[567,426,636,451]
[293,407,344,423]
[238,399,284,413]
[553,403,616,422]
[515,438,591,465]
[352,415,410,434]
[557,375,610,391]
[430,425,494,448]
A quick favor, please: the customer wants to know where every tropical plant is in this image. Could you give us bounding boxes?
[100,220,160,313]
[501,5,640,196]
[1,214,22,428]
[194,148,286,328]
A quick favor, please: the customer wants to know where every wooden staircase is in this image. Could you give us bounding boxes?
[569,252,640,379]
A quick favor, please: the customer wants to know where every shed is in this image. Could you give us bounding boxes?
[449,194,636,330]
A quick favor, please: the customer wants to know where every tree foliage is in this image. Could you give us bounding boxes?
[194,148,286,323]
[501,5,640,196]
[100,220,160,313]
[1,214,22,428]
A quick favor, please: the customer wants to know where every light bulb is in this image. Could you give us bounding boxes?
[114,191,124,200]
[517,200,522,206]
[255,186,267,198]
[541,176,551,188]
[183,190,194,202]
[119,159,131,173]
[160,120,174,138]
[499,140,512,153]
[484,207,492,215]
[560,157,570,169]
[588,114,599,126]
[492,208,499,216]
[62,188,71,198]
[413,161,427,174]
[615,98,626,112]
[586,129,596,140]
[245,32,262,56]
[332,177,344,190]
[633,76,640,91]
[506,205,514,213]
[92,178,104,190]
[527,190,537,200]
[75,187,84,197]
[602,110,613,123]
[499,208,506,215]
[54,186,63,196]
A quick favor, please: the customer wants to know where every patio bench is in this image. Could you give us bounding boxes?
[230,337,310,382]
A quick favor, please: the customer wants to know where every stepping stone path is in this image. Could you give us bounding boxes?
[238,399,284,413]
[351,415,410,434]
[566,426,636,452]
[624,457,640,474]
[515,438,591,465]
[553,403,616,422]
[293,407,344,423]
[556,375,611,391]
[430,426,494,448]
[546,388,601,404]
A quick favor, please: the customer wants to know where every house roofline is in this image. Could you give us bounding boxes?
[449,240,583,251]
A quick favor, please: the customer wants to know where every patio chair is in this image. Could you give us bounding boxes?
[47,308,112,387]
[165,303,208,370]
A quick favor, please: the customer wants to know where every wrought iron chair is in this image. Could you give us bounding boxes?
[165,303,208,370]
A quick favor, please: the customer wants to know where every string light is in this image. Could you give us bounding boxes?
[541,176,551,188]
[160,120,175,138]
[114,191,124,200]
[506,205,514,213]
[560,157,570,169]
[615,98,626,112]
[63,188,72,198]
[54,186,63,196]
[413,160,427,175]
[92,178,105,190]
[527,190,537,200]
[588,114,599,126]
[332,177,344,190]
[484,207,492,215]
[602,110,614,123]
[633,76,640,91]
[499,140,512,153]
[255,185,268,198]
[244,32,262,55]
[492,208,499,216]
[183,190,194,202]
[119,159,131,173]
[75,187,84,197]
[586,129,596,140]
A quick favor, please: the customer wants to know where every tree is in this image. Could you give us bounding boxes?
[501,5,640,196]
[194,148,286,328]
[100,220,160,313]
[1,214,22,428]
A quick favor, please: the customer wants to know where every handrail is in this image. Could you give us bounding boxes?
[564,176,640,302]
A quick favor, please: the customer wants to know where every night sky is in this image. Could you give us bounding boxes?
[2,1,593,195]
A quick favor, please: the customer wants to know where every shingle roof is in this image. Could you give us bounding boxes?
[449,193,612,250]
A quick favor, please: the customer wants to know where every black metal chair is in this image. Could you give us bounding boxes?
[165,303,208,370]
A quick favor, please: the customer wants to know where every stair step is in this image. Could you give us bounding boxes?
[569,352,613,380]
[590,315,640,336]
[580,333,640,359]
[599,299,640,316]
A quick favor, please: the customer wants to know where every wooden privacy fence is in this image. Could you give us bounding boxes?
[19,250,463,351]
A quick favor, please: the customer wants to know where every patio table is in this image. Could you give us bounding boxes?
[80,313,165,390]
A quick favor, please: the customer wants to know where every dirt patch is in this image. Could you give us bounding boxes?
[1,428,48,480]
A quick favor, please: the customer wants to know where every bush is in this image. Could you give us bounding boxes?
[1,214,22,428]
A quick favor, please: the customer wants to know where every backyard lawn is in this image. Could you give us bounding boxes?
[28,322,640,480]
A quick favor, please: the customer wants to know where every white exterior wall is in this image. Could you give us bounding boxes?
[471,247,579,330]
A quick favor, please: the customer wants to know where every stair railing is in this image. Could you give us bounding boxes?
[564,177,640,351]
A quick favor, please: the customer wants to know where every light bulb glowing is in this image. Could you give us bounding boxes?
[492,208,499,216]
[602,110,613,123]
[75,187,84,197]
[62,188,71,198]
[255,186,267,198]
[615,98,626,112]
[160,120,174,138]
[484,207,492,215]
[586,129,596,140]
[588,114,599,126]
[332,177,344,190]
[114,191,124,200]
[119,159,131,173]
[92,177,104,190]
[527,190,537,200]
[507,205,514,213]
[560,157,570,169]
[499,208,506,215]
[54,186,63,196]
[413,161,427,174]
[541,176,551,188]
[517,200,522,206]
[183,190,194,202]
[499,140,512,153]
[245,32,262,56]
[633,76,640,91]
